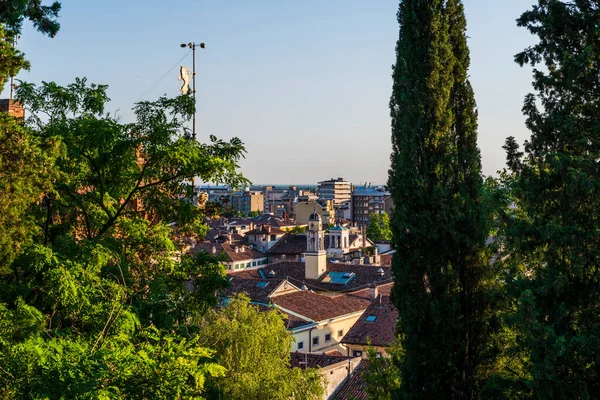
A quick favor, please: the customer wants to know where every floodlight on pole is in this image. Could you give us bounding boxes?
[179,41,206,190]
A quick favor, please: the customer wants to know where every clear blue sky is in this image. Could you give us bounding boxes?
[12,0,535,185]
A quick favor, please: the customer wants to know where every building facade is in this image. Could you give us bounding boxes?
[294,201,334,226]
[351,185,391,227]
[231,190,264,215]
[318,178,352,206]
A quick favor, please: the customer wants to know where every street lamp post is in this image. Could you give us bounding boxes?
[180,41,205,190]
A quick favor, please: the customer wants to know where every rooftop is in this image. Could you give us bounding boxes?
[227,261,393,299]
[341,294,398,347]
[267,234,307,255]
[193,242,266,263]
[330,360,370,400]
[272,287,381,322]
[289,352,356,370]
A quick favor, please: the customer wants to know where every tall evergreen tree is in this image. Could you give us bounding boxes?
[501,1,600,397]
[388,0,490,397]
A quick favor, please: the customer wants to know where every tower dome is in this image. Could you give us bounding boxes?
[309,210,322,221]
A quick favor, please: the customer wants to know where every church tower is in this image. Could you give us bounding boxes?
[304,210,327,280]
[327,223,350,258]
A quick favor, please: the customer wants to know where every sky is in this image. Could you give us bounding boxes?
[11,0,536,185]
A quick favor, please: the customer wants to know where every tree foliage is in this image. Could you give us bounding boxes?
[0,0,61,93]
[196,295,324,400]
[495,1,600,397]
[0,78,249,397]
[387,0,495,398]
[366,212,392,241]
[364,344,401,400]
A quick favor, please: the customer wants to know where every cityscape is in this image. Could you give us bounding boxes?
[1,1,599,399]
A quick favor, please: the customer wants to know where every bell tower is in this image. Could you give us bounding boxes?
[304,209,327,280]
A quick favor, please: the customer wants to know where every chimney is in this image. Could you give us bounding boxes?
[0,99,24,119]
[211,246,216,254]
[235,247,239,253]
[369,284,378,301]
[241,245,245,252]
[361,224,367,246]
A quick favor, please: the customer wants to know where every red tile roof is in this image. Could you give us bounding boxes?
[228,261,393,296]
[341,294,398,347]
[267,234,307,255]
[330,360,370,400]
[273,289,373,322]
[289,352,356,369]
[245,224,287,236]
[380,253,393,267]
[193,242,266,263]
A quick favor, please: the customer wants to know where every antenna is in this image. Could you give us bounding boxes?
[9,35,19,100]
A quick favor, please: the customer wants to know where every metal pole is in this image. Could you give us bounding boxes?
[192,42,196,142]
[191,43,196,190]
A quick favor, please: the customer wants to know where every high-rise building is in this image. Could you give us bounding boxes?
[351,185,391,227]
[317,178,352,206]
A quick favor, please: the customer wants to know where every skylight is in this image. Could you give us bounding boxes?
[322,271,356,285]
[256,281,269,288]
[365,315,377,322]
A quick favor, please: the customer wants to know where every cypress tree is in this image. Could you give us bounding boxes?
[388,0,489,397]
[502,1,600,397]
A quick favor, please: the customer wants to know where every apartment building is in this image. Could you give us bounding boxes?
[317,178,352,206]
[351,185,391,227]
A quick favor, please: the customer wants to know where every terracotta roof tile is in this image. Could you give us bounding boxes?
[229,261,393,295]
[289,352,356,369]
[341,295,398,347]
[224,278,281,303]
[267,234,307,255]
[330,360,370,400]
[193,242,266,263]
[380,254,393,267]
[273,289,373,322]
[245,224,287,236]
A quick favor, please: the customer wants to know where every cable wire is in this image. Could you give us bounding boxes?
[122,49,192,118]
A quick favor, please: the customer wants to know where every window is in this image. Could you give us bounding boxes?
[353,350,362,357]
[325,333,331,343]
[337,329,344,338]
[312,336,319,347]
[298,341,304,350]
[252,261,256,267]
[365,315,377,322]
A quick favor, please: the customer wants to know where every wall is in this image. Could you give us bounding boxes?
[290,311,364,353]
[0,99,24,118]
[295,201,334,225]
[344,343,390,358]
[320,357,361,400]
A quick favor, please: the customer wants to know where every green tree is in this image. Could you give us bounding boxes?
[388,0,493,397]
[196,295,324,400]
[0,0,61,93]
[364,344,402,400]
[498,1,600,397]
[367,213,383,241]
[0,1,62,268]
[290,225,307,234]
[0,112,59,272]
[0,79,246,397]
[367,212,392,241]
